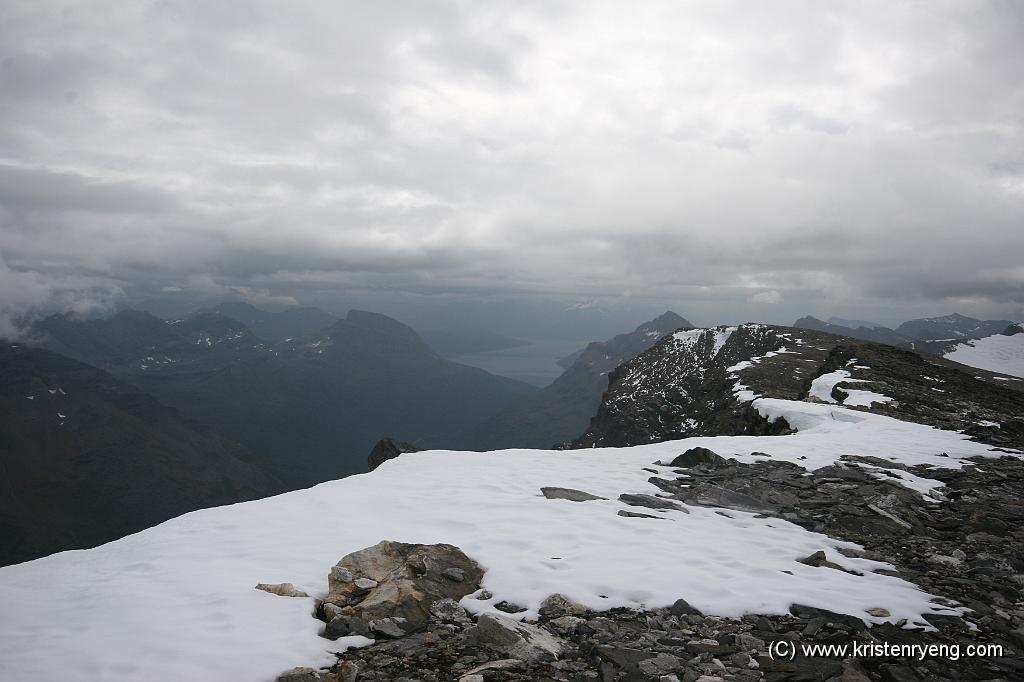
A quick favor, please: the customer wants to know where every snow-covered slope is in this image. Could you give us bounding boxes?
[944,325,1024,378]
[0,394,1012,682]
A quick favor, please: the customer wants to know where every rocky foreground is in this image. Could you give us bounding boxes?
[270,446,1024,682]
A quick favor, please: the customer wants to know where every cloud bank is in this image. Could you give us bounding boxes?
[1,0,1022,331]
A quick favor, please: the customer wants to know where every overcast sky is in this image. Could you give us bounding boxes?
[1,0,1022,338]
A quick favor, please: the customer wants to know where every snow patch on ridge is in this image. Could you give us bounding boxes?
[671,326,736,359]
[809,369,892,407]
[945,332,1024,378]
[711,326,736,357]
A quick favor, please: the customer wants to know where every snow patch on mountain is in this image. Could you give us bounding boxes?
[808,368,893,407]
[944,329,1024,378]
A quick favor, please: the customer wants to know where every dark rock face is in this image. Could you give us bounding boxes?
[0,344,275,566]
[469,311,693,450]
[572,323,1024,451]
[320,541,484,636]
[573,324,812,448]
[367,438,421,472]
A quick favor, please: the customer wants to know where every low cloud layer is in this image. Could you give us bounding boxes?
[1,1,1023,334]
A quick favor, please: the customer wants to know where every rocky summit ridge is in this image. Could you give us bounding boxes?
[573,323,1024,450]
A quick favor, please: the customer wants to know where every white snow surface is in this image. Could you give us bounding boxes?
[841,389,894,407]
[807,370,893,407]
[0,399,1014,682]
[945,331,1024,378]
[808,369,863,402]
[710,326,736,357]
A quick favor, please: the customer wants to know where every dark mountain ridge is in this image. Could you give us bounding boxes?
[0,343,275,566]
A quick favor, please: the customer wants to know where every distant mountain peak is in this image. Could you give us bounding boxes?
[639,310,692,333]
[339,310,427,346]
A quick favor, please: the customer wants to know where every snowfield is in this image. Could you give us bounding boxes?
[945,330,1024,378]
[0,397,1014,682]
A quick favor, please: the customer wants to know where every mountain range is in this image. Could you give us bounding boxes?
[794,312,1015,354]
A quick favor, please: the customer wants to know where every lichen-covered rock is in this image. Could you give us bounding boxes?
[322,540,483,635]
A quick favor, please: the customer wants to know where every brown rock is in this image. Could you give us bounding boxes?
[255,582,310,598]
[323,540,484,634]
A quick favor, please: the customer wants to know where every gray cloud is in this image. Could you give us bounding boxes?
[1,0,1022,335]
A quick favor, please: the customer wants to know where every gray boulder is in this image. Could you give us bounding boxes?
[540,487,606,502]
[476,613,565,662]
[669,447,727,468]
[618,493,689,512]
[675,484,776,515]
[429,597,471,624]
[369,616,412,638]
[617,510,663,519]
[538,593,587,618]
[324,612,370,638]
